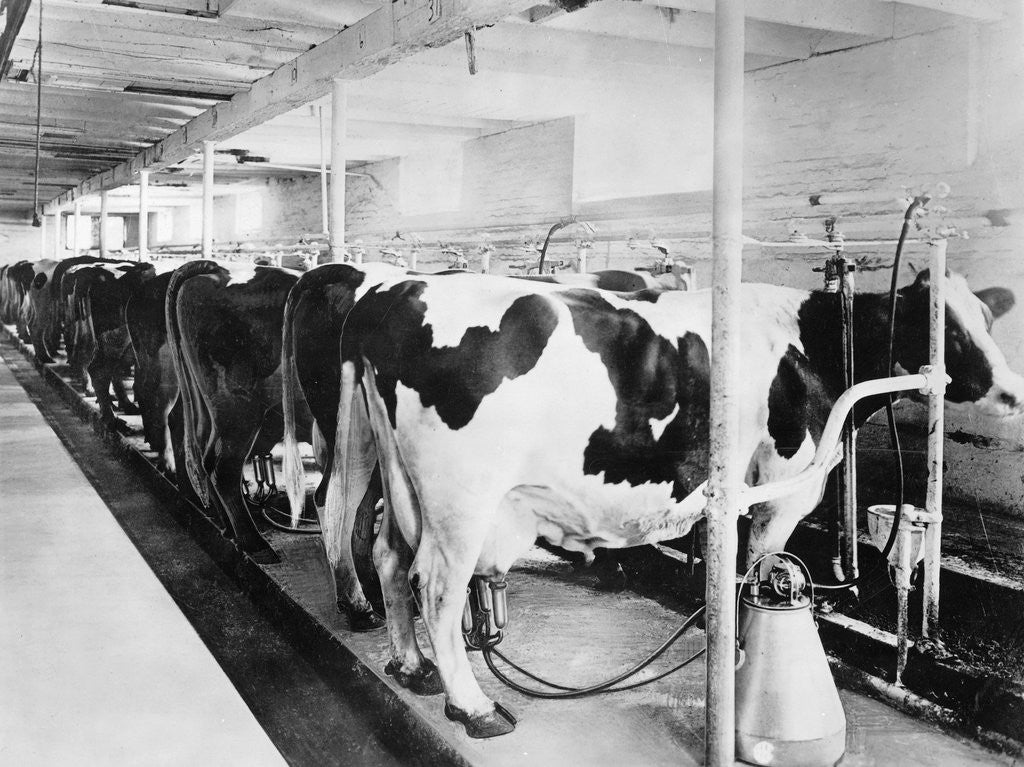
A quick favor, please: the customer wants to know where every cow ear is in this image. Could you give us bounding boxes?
[975,287,1016,319]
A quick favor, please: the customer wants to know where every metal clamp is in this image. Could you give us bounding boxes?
[917,364,950,397]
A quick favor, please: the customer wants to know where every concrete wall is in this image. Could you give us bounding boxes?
[0,222,43,265]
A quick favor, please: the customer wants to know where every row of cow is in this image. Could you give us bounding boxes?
[1,254,1022,737]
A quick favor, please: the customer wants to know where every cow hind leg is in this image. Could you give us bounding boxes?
[207,422,278,565]
[375,503,441,696]
[410,533,515,739]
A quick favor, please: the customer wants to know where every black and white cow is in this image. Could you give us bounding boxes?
[325,268,1022,738]
[166,259,313,563]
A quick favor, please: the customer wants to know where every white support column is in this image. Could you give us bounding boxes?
[923,239,947,640]
[319,105,330,238]
[100,190,109,258]
[72,200,82,256]
[53,212,62,259]
[202,142,215,259]
[329,79,350,263]
[39,215,46,259]
[138,170,150,262]
[706,2,745,766]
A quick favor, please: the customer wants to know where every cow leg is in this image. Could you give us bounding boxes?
[111,374,138,415]
[410,531,514,739]
[209,445,278,564]
[87,357,118,426]
[375,502,442,695]
[169,397,206,508]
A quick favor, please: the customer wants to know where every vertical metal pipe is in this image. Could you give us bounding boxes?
[894,517,912,686]
[72,200,81,256]
[329,79,349,263]
[706,2,745,765]
[202,141,215,259]
[138,170,150,263]
[99,189,109,258]
[39,214,46,259]
[52,212,61,259]
[319,105,330,238]
[923,239,946,639]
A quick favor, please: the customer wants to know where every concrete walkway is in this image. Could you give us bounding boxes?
[0,359,285,766]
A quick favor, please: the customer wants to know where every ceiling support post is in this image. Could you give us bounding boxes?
[705,1,745,766]
[99,190,109,258]
[52,211,61,259]
[72,200,81,256]
[139,170,150,263]
[202,141,215,259]
[319,105,330,240]
[329,79,349,263]
[38,213,46,260]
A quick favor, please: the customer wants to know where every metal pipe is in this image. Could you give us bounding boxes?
[742,372,939,509]
[52,212,61,259]
[923,239,947,640]
[72,200,81,255]
[138,170,149,262]
[705,1,745,765]
[99,189,109,257]
[329,79,349,263]
[202,141,215,259]
[319,105,329,240]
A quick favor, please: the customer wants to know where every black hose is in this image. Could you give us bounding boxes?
[482,606,706,699]
[879,195,930,563]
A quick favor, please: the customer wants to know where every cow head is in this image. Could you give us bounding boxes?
[895,270,1024,417]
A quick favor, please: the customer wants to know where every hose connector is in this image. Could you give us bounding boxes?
[917,365,949,397]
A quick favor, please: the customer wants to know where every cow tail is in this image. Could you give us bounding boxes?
[280,280,307,528]
[165,261,222,507]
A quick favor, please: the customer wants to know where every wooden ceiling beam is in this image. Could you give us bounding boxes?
[46,0,537,211]
[0,0,33,78]
[879,0,1008,22]
[644,0,896,37]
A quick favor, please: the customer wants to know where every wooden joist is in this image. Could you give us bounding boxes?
[45,0,537,211]
[0,0,33,79]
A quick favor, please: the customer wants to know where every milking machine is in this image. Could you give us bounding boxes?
[243,452,320,534]
[532,216,597,275]
[735,553,846,766]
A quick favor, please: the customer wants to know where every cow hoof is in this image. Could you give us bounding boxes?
[444,701,517,739]
[385,658,444,696]
[249,547,281,566]
[347,606,386,632]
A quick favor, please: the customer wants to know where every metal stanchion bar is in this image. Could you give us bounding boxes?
[705,1,745,765]
[923,239,947,639]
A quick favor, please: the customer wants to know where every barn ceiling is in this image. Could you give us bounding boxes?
[0,0,1014,223]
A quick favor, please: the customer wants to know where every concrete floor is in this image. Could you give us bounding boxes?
[0,359,285,766]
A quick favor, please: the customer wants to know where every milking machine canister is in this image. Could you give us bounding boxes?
[735,553,846,767]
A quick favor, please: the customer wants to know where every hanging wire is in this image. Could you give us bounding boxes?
[31,0,44,227]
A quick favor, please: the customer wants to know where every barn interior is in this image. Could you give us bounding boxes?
[1,0,1022,764]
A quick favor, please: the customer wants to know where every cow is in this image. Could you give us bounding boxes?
[1,260,36,341]
[126,270,179,472]
[279,263,668,630]
[323,268,1023,738]
[28,255,130,364]
[61,261,155,425]
[280,262,410,630]
[166,260,312,564]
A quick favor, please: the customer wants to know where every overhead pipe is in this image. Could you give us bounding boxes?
[705,1,745,765]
